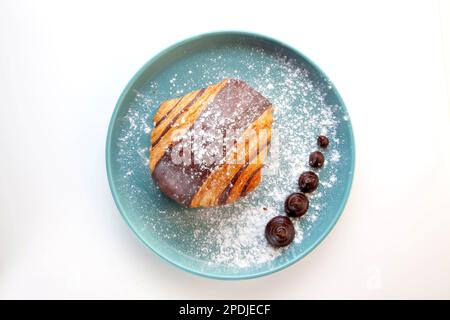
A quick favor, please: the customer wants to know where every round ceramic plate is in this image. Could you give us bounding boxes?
[106,31,355,279]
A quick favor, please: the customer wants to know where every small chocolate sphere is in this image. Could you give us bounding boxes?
[298,171,319,193]
[265,216,295,248]
[317,135,329,148]
[284,193,309,218]
[309,151,325,168]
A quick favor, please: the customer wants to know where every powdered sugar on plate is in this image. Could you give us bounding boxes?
[115,44,345,269]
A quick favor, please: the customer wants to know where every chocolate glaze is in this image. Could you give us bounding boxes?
[152,79,272,206]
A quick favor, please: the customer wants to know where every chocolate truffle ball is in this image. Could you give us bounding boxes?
[265,216,295,248]
[309,151,325,168]
[298,171,319,193]
[317,135,329,148]
[284,193,309,218]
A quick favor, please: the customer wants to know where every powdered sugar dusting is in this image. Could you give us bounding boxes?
[114,44,347,270]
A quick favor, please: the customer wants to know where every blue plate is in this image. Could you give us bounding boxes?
[106,31,355,279]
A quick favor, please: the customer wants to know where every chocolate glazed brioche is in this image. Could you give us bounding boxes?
[150,78,273,208]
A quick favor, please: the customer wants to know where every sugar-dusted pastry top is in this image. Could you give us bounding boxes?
[150,78,273,208]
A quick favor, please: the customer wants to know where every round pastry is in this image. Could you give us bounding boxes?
[149,78,274,208]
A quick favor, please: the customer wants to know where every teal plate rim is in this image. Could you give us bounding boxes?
[106,30,356,280]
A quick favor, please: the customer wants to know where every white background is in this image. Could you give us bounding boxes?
[1,0,449,299]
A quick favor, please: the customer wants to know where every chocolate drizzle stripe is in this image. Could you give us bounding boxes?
[154,97,183,128]
[151,88,206,148]
[217,142,270,205]
[240,167,262,197]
